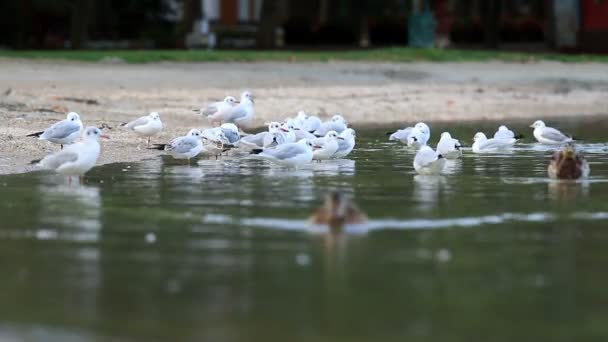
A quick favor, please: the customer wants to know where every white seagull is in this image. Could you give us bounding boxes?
[252,139,314,168]
[493,125,523,141]
[239,122,282,149]
[333,128,356,159]
[437,132,462,159]
[151,129,204,162]
[472,132,516,153]
[530,120,573,144]
[413,145,446,175]
[388,122,430,147]
[27,112,83,149]
[312,131,342,161]
[121,112,164,146]
[34,126,108,184]
[226,91,255,129]
[198,96,237,126]
[313,114,348,136]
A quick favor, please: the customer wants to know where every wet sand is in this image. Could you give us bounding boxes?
[1,58,608,174]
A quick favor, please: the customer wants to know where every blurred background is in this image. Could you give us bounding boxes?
[1,0,607,53]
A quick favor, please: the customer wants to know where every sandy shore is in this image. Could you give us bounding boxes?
[1,58,608,174]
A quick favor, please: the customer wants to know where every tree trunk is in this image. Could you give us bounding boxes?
[482,0,500,48]
[70,0,92,49]
[257,0,278,49]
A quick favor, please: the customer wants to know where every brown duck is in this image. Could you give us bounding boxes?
[548,143,590,180]
[309,192,368,230]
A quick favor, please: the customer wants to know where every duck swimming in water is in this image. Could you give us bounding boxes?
[548,143,590,180]
[309,192,368,230]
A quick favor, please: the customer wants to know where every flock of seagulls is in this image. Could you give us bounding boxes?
[387,120,589,179]
[26,91,589,187]
[26,91,359,183]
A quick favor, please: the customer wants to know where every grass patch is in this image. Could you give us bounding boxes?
[0,47,607,63]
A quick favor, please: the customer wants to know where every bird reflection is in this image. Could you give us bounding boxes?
[548,180,590,202]
[413,175,448,213]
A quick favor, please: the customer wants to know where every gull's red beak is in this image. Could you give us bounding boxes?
[280,128,289,132]
[338,137,345,140]
[100,134,110,140]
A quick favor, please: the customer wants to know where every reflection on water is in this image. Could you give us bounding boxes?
[1,119,608,341]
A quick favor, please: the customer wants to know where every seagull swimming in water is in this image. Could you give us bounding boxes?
[472,132,516,153]
[436,132,462,159]
[413,145,445,175]
[251,139,314,168]
[530,120,574,144]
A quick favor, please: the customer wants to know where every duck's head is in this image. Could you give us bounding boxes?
[530,120,545,129]
[563,143,576,159]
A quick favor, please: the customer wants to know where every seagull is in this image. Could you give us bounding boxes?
[437,132,462,159]
[226,91,255,129]
[548,143,590,179]
[530,120,574,144]
[313,114,348,136]
[27,112,83,150]
[197,96,237,126]
[251,139,314,168]
[150,129,203,162]
[309,192,368,230]
[472,132,516,153]
[239,122,282,149]
[121,112,163,146]
[201,127,235,157]
[493,125,523,140]
[333,128,356,159]
[312,131,342,161]
[387,122,430,147]
[296,111,322,133]
[33,126,108,185]
[280,121,297,143]
[413,145,445,175]
[220,123,241,146]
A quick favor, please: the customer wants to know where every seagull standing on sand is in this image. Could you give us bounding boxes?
[121,112,163,146]
[226,91,255,129]
[151,129,203,163]
[251,139,314,168]
[34,126,108,185]
[472,132,516,153]
[198,96,237,126]
[27,112,83,150]
[413,146,445,175]
[530,120,573,144]
[312,131,342,161]
[548,143,590,180]
[437,132,462,159]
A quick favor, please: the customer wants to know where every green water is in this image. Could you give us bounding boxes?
[1,119,608,341]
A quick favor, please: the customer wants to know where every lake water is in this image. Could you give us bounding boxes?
[1,118,608,341]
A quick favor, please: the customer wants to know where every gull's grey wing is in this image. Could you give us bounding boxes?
[415,149,439,167]
[40,150,78,169]
[263,143,304,160]
[241,132,266,146]
[203,103,219,116]
[42,120,81,139]
[125,116,150,129]
[228,107,248,121]
[221,128,240,144]
[171,137,198,153]
[541,127,569,142]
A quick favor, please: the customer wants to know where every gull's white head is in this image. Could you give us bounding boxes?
[340,128,356,140]
[325,130,342,140]
[281,121,295,132]
[498,125,509,131]
[530,120,545,129]
[83,126,108,141]
[440,132,452,139]
[267,121,281,133]
[149,112,161,120]
[188,129,202,138]
[241,90,254,103]
[224,96,237,105]
[473,132,487,142]
[67,112,81,122]
[415,122,430,136]
[331,114,347,125]
[296,111,307,120]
